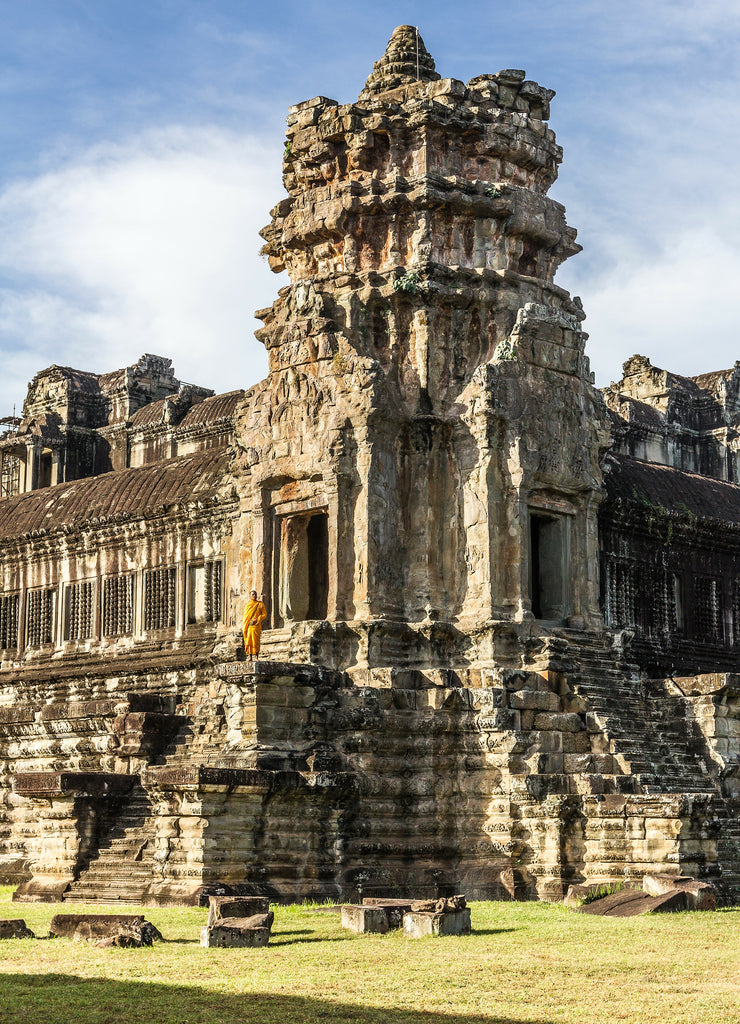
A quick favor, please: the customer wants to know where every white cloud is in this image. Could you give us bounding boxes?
[0,126,286,412]
[565,221,740,386]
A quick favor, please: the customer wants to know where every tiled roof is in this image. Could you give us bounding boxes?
[179,391,243,428]
[0,448,232,540]
[605,453,740,526]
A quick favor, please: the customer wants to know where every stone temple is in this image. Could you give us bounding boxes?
[0,26,738,905]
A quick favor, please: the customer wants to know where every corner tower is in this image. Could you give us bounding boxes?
[240,26,610,663]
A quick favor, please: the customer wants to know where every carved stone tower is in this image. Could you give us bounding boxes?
[241,25,610,665]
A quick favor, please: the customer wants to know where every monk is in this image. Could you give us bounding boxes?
[242,590,267,660]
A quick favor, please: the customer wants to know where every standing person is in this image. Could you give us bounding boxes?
[243,590,267,660]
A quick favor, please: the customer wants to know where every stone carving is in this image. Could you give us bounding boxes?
[0,27,737,908]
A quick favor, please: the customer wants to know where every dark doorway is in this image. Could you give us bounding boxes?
[530,512,569,621]
[38,451,52,489]
[307,513,329,619]
[276,510,330,624]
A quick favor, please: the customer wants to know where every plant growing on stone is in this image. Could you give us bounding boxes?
[393,271,420,295]
[493,337,517,361]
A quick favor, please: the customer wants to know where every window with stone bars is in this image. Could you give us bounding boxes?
[26,588,55,647]
[605,559,638,628]
[63,580,96,641]
[187,559,223,624]
[695,576,723,642]
[0,594,19,649]
[102,574,135,637]
[143,566,177,630]
[732,580,740,645]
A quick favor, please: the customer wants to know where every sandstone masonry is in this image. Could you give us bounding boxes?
[0,26,737,905]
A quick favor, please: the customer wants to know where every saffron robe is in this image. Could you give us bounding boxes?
[242,599,267,655]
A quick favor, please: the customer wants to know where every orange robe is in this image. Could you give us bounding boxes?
[242,599,267,656]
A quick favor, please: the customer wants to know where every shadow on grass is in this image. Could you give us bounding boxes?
[0,974,555,1024]
[270,934,355,946]
[471,928,519,936]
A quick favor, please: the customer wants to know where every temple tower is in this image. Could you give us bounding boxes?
[240,26,610,662]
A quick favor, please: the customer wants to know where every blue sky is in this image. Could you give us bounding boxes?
[1,0,739,411]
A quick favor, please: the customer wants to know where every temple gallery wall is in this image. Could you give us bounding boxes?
[0,26,738,906]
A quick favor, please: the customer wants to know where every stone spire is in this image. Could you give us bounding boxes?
[359,25,440,99]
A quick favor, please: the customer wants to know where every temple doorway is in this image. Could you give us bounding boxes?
[275,510,329,625]
[529,511,570,621]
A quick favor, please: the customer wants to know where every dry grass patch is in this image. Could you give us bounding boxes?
[0,887,738,1023]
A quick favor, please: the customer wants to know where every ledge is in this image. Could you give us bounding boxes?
[12,771,135,797]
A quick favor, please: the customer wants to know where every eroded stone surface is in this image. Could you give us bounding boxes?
[0,919,34,939]
[0,27,738,909]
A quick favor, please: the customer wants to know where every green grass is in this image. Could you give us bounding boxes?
[1,887,739,1023]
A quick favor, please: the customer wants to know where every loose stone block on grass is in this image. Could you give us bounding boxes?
[403,909,472,938]
[206,896,270,927]
[341,905,390,934]
[49,914,163,945]
[200,924,270,948]
[0,919,34,939]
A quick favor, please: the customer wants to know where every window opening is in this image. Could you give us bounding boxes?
[144,567,177,630]
[103,575,135,637]
[26,588,55,647]
[695,576,722,642]
[64,580,96,641]
[0,594,19,649]
[187,560,223,623]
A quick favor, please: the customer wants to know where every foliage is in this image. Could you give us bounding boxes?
[493,337,517,361]
[579,881,624,905]
[1,887,739,1023]
[392,271,420,295]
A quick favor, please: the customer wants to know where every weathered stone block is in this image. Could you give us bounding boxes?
[341,905,389,933]
[201,924,270,948]
[509,690,560,712]
[0,919,34,939]
[533,713,583,732]
[403,909,471,937]
[50,914,163,945]
[207,894,270,927]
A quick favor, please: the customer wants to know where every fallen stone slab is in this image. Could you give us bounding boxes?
[341,905,390,934]
[642,873,716,910]
[0,919,34,939]
[579,888,700,917]
[403,908,471,938]
[564,882,639,908]
[200,924,270,948]
[49,914,163,945]
[207,895,270,928]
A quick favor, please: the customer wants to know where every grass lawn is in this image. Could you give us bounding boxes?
[0,886,738,1024]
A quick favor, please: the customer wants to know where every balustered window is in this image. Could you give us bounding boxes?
[102,574,135,637]
[733,580,740,645]
[605,559,638,628]
[0,594,19,649]
[143,566,177,630]
[26,588,55,647]
[63,580,96,641]
[695,576,723,642]
[187,559,223,624]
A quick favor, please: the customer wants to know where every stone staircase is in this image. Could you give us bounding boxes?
[716,812,740,900]
[546,630,718,795]
[256,627,291,662]
[63,782,161,904]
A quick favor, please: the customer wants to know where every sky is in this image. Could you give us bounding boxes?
[0,0,739,412]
